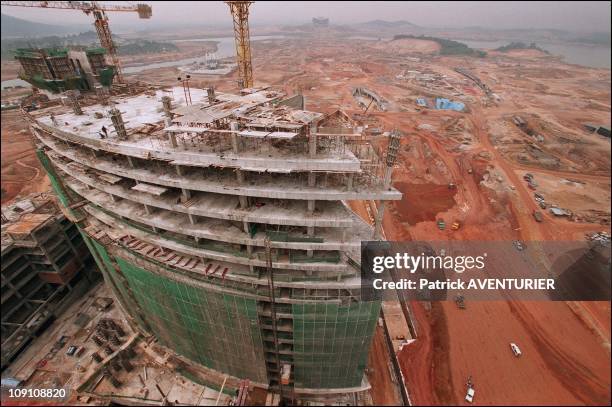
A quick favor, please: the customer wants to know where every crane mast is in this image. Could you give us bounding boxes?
[225,1,254,89]
[91,8,123,82]
[0,1,152,84]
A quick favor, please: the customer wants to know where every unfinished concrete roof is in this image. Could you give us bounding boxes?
[5,213,52,235]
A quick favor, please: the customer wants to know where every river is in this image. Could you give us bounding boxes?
[122,35,285,74]
[453,40,610,69]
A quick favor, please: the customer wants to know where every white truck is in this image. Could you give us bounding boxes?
[465,376,475,403]
[465,387,475,403]
[510,342,522,357]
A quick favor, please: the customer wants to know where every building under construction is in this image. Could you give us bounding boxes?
[23,84,402,401]
[15,47,115,94]
[1,193,98,370]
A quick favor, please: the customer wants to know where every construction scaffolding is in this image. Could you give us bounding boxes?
[1,194,98,369]
[25,84,402,401]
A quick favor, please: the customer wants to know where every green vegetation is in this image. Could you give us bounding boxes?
[1,31,97,60]
[117,40,178,56]
[393,34,487,57]
[495,42,549,53]
[2,32,177,60]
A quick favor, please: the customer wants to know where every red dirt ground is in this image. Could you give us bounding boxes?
[394,182,457,225]
[1,110,49,204]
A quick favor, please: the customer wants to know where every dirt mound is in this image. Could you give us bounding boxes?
[393,182,457,225]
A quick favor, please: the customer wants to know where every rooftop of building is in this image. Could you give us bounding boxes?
[1,192,58,252]
[30,86,369,169]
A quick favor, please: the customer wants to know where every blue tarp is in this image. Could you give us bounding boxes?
[416,98,428,107]
[435,98,465,111]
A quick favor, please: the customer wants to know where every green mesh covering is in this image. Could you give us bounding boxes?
[98,66,115,87]
[292,301,380,389]
[86,47,107,56]
[37,148,378,390]
[290,251,340,263]
[22,73,88,93]
[36,148,71,207]
[114,256,268,382]
[266,231,324,243]
[15,48,43,58]
[45,48,69,57]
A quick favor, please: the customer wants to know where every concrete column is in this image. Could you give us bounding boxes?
[308,172,316,187]
[308,172,317,214]
[309,123,318,158]
[181,189,192,202]
[374,201,386,240]
[143,204,151,215]
[347,173,354,191]
[236,169,245,183]
[239,196,248,208]
[306,226,315,258]
[167,132,178,148]
[188,213,196,225]
[109,193,117,201]
[175,165,183,176]
[230,122,240,154]
[126,156,135,168]
[383,166,393,190]
[307,200,315,214]
[237,170,248,208]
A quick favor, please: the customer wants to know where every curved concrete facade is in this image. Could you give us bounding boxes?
[27,86,401,396]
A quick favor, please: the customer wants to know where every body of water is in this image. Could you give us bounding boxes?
[459,39,611,69]
[123,35,285,74]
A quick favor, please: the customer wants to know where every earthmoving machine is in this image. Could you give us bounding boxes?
[226,1,254,88]
[532,210,543,222]
[455,295,466,309]
[1,1,152,84]
[451,220,461,231]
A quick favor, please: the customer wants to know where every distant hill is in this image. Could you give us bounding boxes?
[358,20,420,29]
[1,13,87,38]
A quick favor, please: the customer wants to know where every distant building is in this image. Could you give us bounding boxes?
[312,17,329,27]
[15,47,115,95]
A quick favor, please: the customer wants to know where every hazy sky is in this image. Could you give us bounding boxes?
[2,1,610,32]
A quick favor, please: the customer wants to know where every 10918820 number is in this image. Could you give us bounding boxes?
[7,388,67,399]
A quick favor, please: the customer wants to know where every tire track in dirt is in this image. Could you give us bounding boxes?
[508,301,611,405]
[15,159,41,181]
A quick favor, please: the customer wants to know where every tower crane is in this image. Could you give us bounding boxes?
[225,1,253,88]
[1,1,152,83]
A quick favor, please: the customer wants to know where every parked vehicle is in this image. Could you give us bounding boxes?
[533,210,543,222]
[510,342,522,357]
